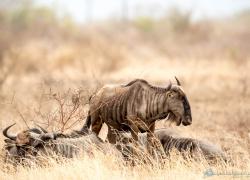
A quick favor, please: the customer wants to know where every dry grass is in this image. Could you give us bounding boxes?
[0,154,217,180]
[0,9,250,179]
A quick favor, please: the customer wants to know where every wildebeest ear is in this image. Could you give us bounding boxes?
[35,124,48,133]
[4,139,15,144]
[29,128,43,134]
[16,132,30,145]
[40,133,56,141]
[31,133,55,147]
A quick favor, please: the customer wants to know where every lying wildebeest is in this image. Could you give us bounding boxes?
[2,124,120,164]
[82,77,192,154]
[3,125,227,164]
[114,128,227,162]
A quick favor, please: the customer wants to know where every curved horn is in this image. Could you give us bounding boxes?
[166,80,172,91]
[175,76,181,86]
[3,123,16,140]
[35,124,48,133]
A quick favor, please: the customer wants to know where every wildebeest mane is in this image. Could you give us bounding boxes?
[124,79,170,93]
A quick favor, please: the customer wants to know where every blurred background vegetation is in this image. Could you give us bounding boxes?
[0,0,249,66]
[0,0,249,100]
[0,0,249,125]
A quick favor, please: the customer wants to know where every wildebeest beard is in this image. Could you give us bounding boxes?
[182,95,192,126]
[113,103,189,132]
[113,112,170,133]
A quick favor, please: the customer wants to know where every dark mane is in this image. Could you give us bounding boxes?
[124,79,148,87]
[124,79,170,93]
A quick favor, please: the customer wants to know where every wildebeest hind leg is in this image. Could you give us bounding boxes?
[91,115,103,136]
[107,126,119,144]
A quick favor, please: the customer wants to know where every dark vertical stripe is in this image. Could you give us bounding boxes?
[137,87,144,117]
[158,93,165,114]
[116,93,122,123]
[122,92,128,122]
[151,93,157,117]
[108,97,113,122]
[104,102,108,124]
[146,90,151,119]
[149,93,153,117]
[156,93,160,115]
[120,94,125,123]
[162,94,167,112]
[112,96,118,123]
[130,85,140,115]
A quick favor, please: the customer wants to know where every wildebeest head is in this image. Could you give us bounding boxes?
[166,77,192,126]
[3,124,56,161]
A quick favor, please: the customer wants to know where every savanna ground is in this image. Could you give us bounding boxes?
[0,2,250,179]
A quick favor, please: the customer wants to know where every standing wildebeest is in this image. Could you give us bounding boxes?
[2,124,120,163]
[82,77,192,154]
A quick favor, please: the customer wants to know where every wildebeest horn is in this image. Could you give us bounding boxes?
[3,123,16,140]
[35,124,48,133]
[175,76,181,86]
[166,81,172,91]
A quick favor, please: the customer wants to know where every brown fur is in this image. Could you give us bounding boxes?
[82,79,192,153]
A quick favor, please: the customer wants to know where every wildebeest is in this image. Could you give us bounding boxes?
[82,77,192,155]
[113,128,227,162]
[2,124,120,163]
[3,124,227,164]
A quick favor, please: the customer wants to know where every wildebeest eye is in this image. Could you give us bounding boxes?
[167,93,173,98]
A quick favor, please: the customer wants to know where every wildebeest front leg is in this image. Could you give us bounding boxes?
[126,117,139,143]
[126,117,141,160]
[147,123,166,159]
[147,123,156,155]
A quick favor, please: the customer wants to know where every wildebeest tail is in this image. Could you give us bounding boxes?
[81,111,91,133]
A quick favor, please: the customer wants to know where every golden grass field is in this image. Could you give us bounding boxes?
[0,5,250,179]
